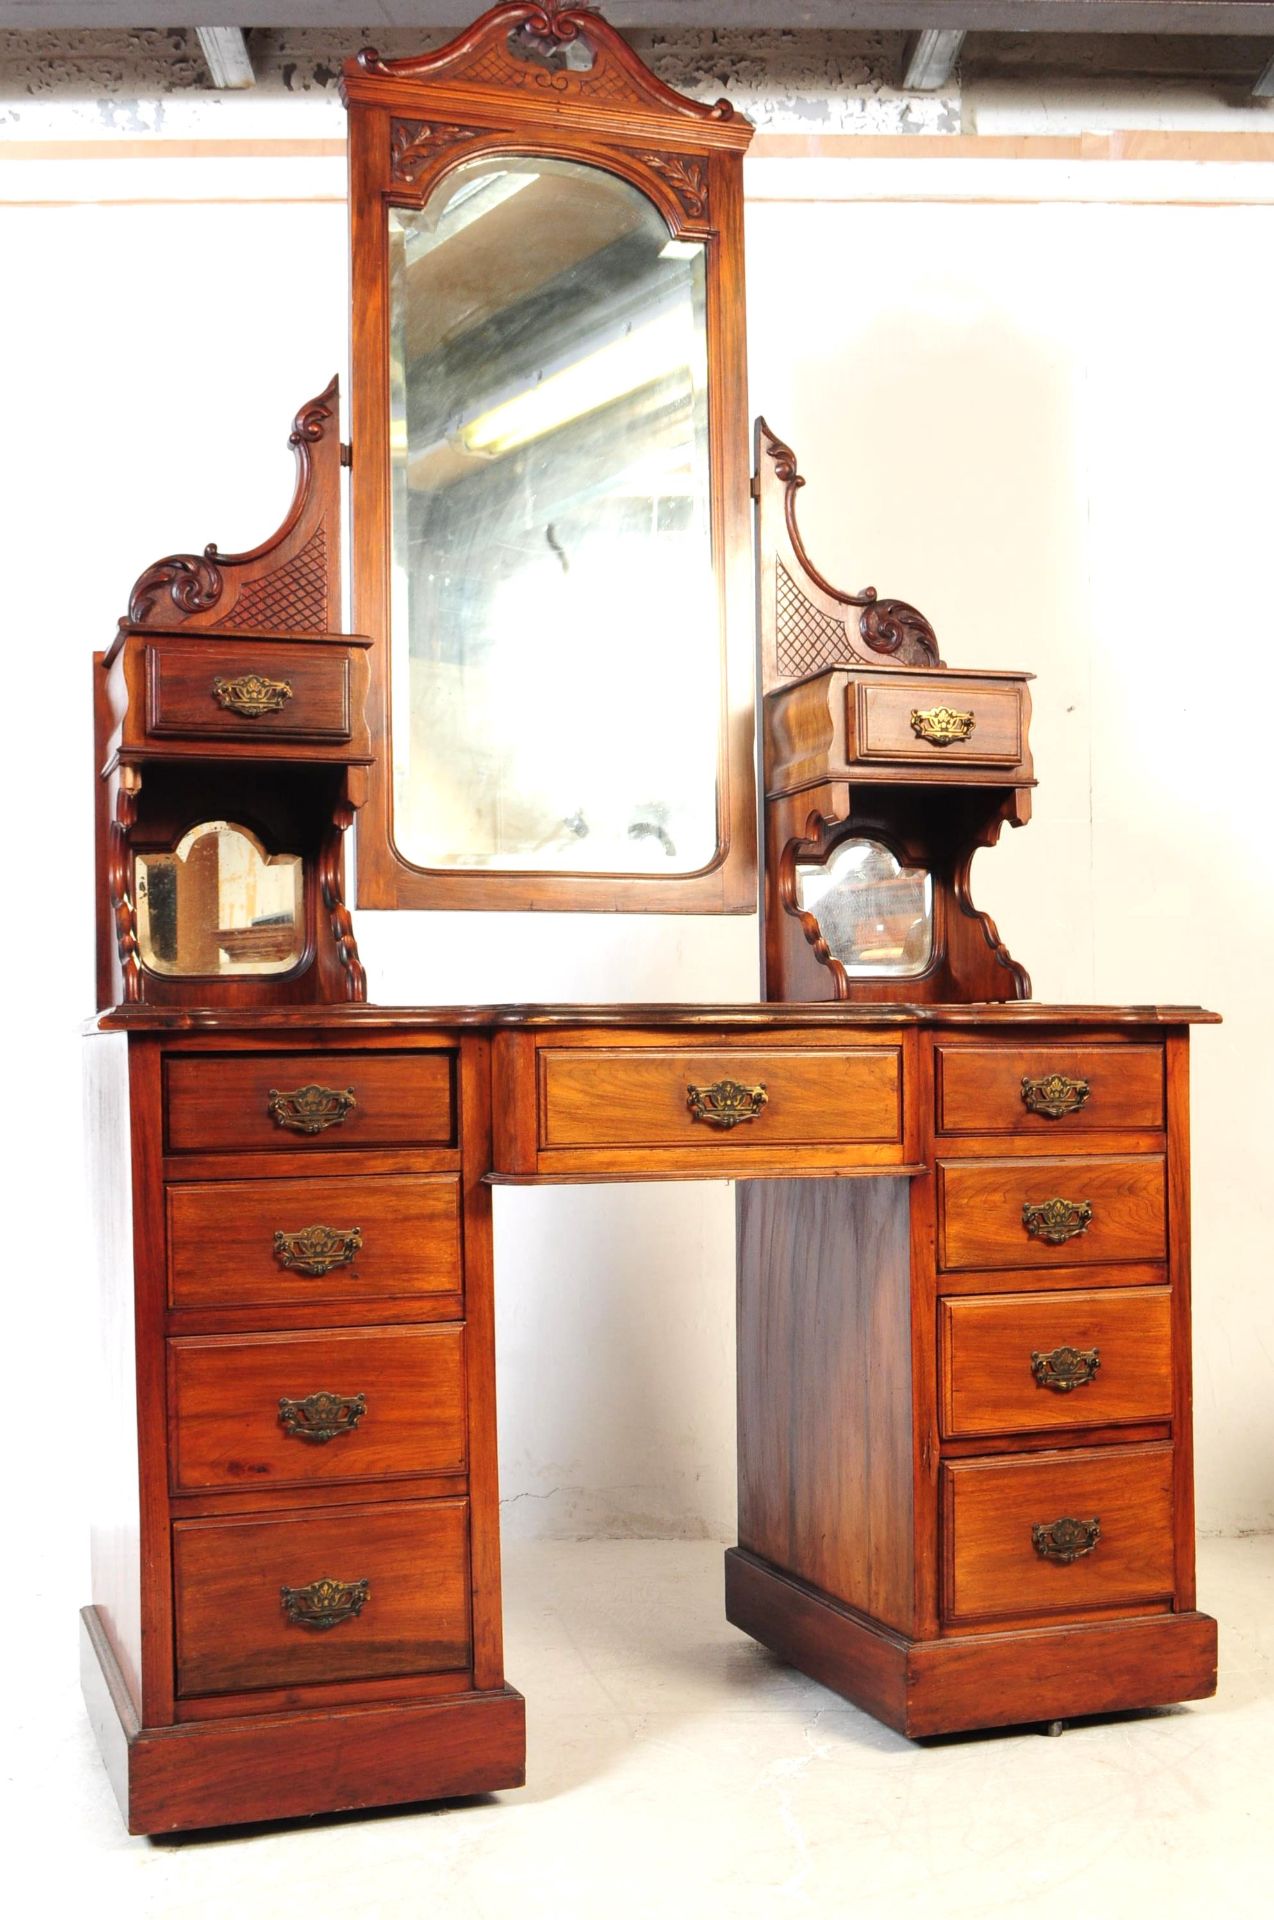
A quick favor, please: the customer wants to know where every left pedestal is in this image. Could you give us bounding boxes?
[82,1020,522,1834]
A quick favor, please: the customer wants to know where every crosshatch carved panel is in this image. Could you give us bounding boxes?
[211,527,328,633]
[775,559,862,678]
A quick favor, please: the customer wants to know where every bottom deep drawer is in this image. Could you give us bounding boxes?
[941,1443,1175,1625]
[174,1498,470,1697]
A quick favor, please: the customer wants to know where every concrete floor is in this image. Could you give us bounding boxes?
[22,1534,1273,1917]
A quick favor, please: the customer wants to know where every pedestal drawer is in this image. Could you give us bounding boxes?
[941,1444,1175,1624]
[935,1044,1164,1135]
[939,1288,1172,1438]
[146,637,352,743]
[167,1172,462,1308]
[174,1498,470,1696]
[851,675,1025,769]
[165,1049,455,1152]
[938,1155,1166,1271]
[168,1325,466,1493]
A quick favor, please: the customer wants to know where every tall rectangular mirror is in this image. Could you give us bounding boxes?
[344,3,756,912]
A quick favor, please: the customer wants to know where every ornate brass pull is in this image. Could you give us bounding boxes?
[1032,1517,1101,1564]
[278,1390,367,1443]
[686,1079,769,1130]
[267,1084,357,1134]
[1031,1345,1101,1393]
[1021,1072,1091,1120]
[280,1576,369,1630]
[910,704,975,746]
[212,671,293,717]
[1022,1197,1094,1245]
[274,1223,363,1275]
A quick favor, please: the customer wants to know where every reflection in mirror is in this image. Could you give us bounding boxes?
[136,822,304,977]
[795,838,933,978]
[387,155,718,874]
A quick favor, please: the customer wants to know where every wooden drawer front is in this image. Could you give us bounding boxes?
[147,638,351,743]
[942,1444,1175,1623]
[940,1288,1172,1439]
[165,1050,455,1152]
[169,1325,466,1493]
[539,1046,901,1150]
[938,1156,1166,1271]
[853,676,1024,768]
[168,1172,462,1309]
[936,1044,1164,1135]
[174,1498,470,1697]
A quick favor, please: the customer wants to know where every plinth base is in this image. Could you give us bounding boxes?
[724,1548,1217,1739]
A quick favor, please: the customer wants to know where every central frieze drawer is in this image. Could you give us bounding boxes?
[168,1324,467,1492]
[165,1049,455,1152]
[938,1155,1167,1271]
[167,1172,462,1309]
[941,1444,1175,1624]
[539,1046,902,1151]
[173,1498,470,1697]
[939,1287,1173,1438]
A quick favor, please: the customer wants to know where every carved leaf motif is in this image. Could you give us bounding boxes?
[640,151,708,217]
[128,552,224,627]
[860,599,941,666]
[391,118,489,183]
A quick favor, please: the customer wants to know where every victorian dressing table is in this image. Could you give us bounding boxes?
[82,4,1217,1836]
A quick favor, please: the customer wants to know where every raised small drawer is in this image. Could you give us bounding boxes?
[539,1045,902,1153]
[165,1050,455,1153]
[168,1324,466,1493]
[938,1155,1166,1271]
[146,637,351,742]
[939,1287,1172,1439]
[851,675,1025,769]
[942,1443,1175,1623]
[936,1044,1164,1135]
[167,1172,462,1309]
[174,1497,470,1697]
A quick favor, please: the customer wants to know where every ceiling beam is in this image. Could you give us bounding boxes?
[195,26,255,90]
[902,28,967,89]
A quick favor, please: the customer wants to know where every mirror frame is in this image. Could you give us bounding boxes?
[342,2,756,912]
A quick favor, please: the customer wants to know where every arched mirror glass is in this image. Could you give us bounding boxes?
[386,155,717,876]
[135,822,304,977]
[796,837,933,978]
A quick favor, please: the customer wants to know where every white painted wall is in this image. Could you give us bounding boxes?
[6,134,1270,1597]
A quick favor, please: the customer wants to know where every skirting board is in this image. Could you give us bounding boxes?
[724,1547,1218,1738]
[80,1605,526,1834]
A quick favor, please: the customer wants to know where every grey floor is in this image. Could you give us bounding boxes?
[21,1534,1273,1917]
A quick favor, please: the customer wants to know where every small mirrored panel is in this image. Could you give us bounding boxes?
[136,822,304,977]
[387,156,718,874]
[795,837,933,978]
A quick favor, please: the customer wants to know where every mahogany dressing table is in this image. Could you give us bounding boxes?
[82,3,1217,1835]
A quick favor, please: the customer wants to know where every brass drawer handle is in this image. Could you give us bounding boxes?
[1031,1345,1100,1392]
[1021,1072,1091,1120]
[687,1079,768,1130]
[1032,1517,1101,1564]
[1023,1197,1094,1245]
[910,704,975,746]
[278,1390,367,1444]
[280,1576,369,1630]
[212,671,293,717]
[267,1084,357,1134]
[274,1224,363,1275]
